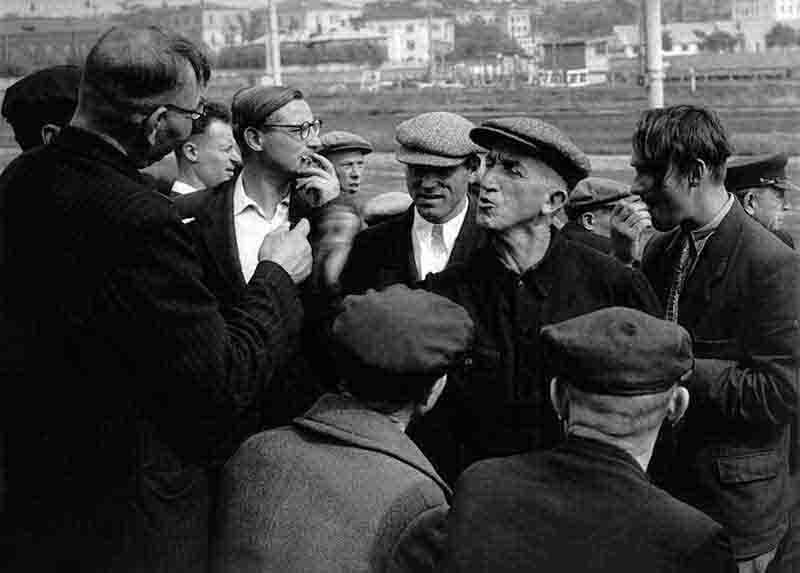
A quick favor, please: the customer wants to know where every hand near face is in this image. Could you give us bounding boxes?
[610,197,655,264]
[294,152,341,208]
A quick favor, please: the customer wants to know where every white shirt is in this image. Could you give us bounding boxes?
[412,197,469,279]
[232,173,291,282]
[171,180,199,195]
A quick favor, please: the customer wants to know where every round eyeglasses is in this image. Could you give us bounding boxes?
[162,100,206,122]
[261,119,323,141]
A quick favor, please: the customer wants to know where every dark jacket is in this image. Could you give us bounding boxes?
[444,436,736,573]
[0,127,304,572]
[213,393,451,573]
[559,219,613,253]
[417,231,662,483]
[340,198,487,294]
[643,200,800,560]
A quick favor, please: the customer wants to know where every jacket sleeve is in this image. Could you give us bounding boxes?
[690,252,800,427]
[616,265,664,318]
[683,529,738,573]
[106,204,303,465]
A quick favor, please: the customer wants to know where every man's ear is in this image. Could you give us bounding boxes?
[181,140,199,163]
[243,126,264,154]
[580,211,594,231]
[543,189,567,216]
[688,158,707,189]
[40,123,62,145]
[419,375,448,416]
[667,385,690,424]
[138,106,167,146]
[549,377,569,421]
[464,153,481,174]
[741,190,759,216]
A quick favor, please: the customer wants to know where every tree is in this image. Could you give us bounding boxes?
[695,29,738,53]
[450,19,520,60]
[765,23,797,49]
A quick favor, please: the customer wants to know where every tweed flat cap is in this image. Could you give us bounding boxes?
[319,130,373,156]
[333,284,474,378]
[1,65,81,150]
[541,307,693,396]
[726,153,799,194]
[231,85,303,129]
[470,117,591,190]
[566,177,631,218]
[396,112,483,167]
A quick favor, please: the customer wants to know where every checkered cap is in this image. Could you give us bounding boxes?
[396,112,483,167]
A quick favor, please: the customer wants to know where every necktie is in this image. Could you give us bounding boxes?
[664,231,692,323]
[431,223,448,265]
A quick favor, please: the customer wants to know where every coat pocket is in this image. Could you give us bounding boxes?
[716,450,781,484]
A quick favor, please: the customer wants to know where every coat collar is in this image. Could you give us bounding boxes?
[52,126,146,184]
[559,435,650,482]
[293,394,452,497]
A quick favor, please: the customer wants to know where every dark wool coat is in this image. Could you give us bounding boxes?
[213,394,451,573]
[416,230,662,484]
[339,198,487,294]
[0,127,304,572]
[444,436,736,573]
[643,200,800,560]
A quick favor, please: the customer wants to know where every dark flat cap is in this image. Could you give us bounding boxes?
[541,307,693,396]
[319,130,373,156]
[396,112,483,167]
[726,153,799,194]
[470,117,591,190]
[333,284,474,378]
[1,65,81,150]
[232,85,302,129]
[566,177,631,218]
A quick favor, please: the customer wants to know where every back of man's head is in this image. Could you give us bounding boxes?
[632,105,733,184]
[542,307,693,440]
[78,25,210,128]
[1,65,81,151]
[332,285,474,412]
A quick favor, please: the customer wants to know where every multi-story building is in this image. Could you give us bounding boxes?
[0,17,111,69]
[362,4,454,65]
[500,6,534,54]
[277,0,363,38]
[734,0,800,20]
[121,4,250,52]
[537,34,611,85]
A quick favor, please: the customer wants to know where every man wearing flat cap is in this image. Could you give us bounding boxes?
[1,64,81,151]
[412,116,661,483]
[339,111,487,294]
[444,307,736,573]
[213,285,472,573]
[610,105,800,572]
[562,176,635,253]
[726,153,796,248]
[319,130,373,197]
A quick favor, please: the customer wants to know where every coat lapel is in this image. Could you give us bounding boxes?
[402,207,419,282]
[449,196,485,266]
[294,394,452,497]
[196,181,247,296]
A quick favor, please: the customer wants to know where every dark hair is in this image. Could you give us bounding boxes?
[632,105,733,183]
[190,99,231,136]
[83,25,211,110]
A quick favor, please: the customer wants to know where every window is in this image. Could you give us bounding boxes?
[407,39,416,51]
[406,23,414,33]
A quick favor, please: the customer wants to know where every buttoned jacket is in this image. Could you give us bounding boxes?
[643,200,800,559]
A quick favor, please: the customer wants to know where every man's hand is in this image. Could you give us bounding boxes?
[258,218,312,284]
[294,152,341,208]
[610,197,655,264]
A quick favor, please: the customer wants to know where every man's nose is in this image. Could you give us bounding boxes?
[305,133,322,150]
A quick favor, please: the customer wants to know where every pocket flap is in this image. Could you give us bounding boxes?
[716,451,781,484]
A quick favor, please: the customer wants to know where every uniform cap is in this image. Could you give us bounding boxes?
[231,85,303,130]
[470,117,591,190]
[726,153,799,194]
[566,177,631,219]
[541,307,693,396]
[319,130,373,155]
[396,111,483,167]
[1,65,82,150]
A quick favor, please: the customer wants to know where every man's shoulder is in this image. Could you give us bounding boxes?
[173,180,232,220]
[560,234,641,281]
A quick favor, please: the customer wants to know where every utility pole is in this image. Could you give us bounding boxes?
[427,0,434,80]
[264,0,281,85]
[643,0,664,108]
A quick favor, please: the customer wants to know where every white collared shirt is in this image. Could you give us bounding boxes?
[412,197,469,279]
[232,173,290,282]
[171,180,199,195]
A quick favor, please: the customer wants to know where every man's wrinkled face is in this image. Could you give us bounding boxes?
[328,150,367,194]
[476,144,564,232]
[746,186,790,232]
[630,151,691,231]
[192,119,240,188]
[405,161,471,224]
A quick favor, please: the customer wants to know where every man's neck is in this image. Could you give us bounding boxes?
[685,183,729,229]
[493,219,552,274]
[70,116,128,157]
[568,425,655,472]
[241,163,291,217]
[175,167,204,191]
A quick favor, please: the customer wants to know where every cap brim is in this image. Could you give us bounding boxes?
[322,144,373,155]
[470,125,541,156]
[396,149,467,167]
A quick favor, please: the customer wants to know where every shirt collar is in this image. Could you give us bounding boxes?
[233,172,290,219]
[412,196,470,249]
[171,180,199,195]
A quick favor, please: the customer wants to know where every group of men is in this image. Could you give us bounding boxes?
[0,24,799,573]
